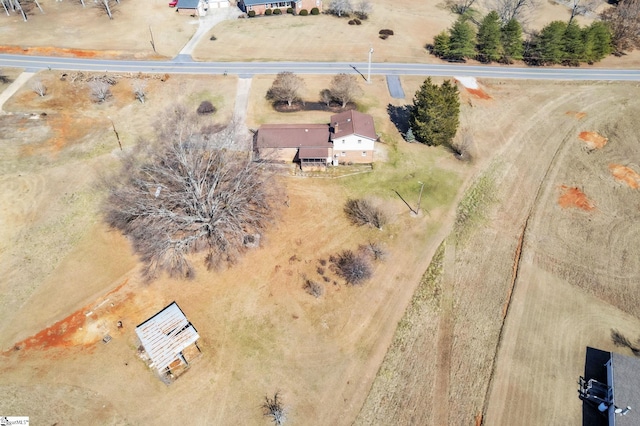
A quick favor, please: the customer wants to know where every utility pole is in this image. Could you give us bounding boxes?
[367,47,374,84]
[417,181,425,214]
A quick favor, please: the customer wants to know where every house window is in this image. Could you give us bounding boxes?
[342,140,345,144]
[362,151,367,156]
[358,139,361,144]
[341,152,346,157]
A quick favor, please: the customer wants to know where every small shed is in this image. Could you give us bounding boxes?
[136,302,201,379]
[176,0,207,15]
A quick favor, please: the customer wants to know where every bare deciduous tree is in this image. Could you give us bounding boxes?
[492,0,539,24]
[567,0,598,23]
[601,0,640,52]
[95,0,117,19]
[447,127,474,161]
[266,72,305,107]
[31,79,47,97]
[354,0,371,18]
[262,392,287,425]
[328,0,352,16]
[446,0,477,14]
[359,241,387,261]
[329,73,363,108]
[103,107,278,280]
[132,80,147,104]
[90,81,112,102]
[332,249,372,285]
[344,198,387,229]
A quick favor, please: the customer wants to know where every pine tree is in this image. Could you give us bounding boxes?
[477,11,503,62]
[449,16,476,61]
[583,21,613,63]
[538,21,567,64]
[501,18,524,63]
[433,31,451,59]
[563,20,584,65]
[409,78,460,147]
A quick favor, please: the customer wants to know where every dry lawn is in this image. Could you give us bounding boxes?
[355,79,640,425]
[0,0,196,58]
[0,69,468,425]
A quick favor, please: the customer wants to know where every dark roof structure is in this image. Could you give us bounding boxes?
[256,123,331,150]
[580,347,639,426]
[330,110,377,141]
[135,302,199,373]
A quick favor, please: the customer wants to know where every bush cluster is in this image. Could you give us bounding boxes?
[348,18,361,25]
[299,8,308,15]
[197,100,216,115]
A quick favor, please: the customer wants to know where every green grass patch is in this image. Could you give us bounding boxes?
[454,165,498,243]
[340,147,461,214]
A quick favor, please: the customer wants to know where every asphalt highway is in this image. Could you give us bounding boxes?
[1,54,640,81]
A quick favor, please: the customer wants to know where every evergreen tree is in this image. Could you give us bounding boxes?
[501,18,524,63]
[563,20,584,65]
[410,78,460,147]
[583,21,613,63]
[477,11,503,62]
[449,16,477,61]
[538,21,567,64]
[433,31,451,59]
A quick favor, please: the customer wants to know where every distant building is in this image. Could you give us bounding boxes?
[176,0,207,16]
[239,0,321,15]
[136,302,201,382]
[579,347,638,426]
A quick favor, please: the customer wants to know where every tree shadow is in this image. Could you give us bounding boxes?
[387,104,411,136]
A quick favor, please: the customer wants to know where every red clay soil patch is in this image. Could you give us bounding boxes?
[558,186,595,211]
[0,45,121,59]
[609,164,640,189]
[5,279,129,353]
[578,131,608,150]
[565,111,586,119]
[465,87,491,100]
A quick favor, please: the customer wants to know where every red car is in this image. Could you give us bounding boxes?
[169,0,178,7]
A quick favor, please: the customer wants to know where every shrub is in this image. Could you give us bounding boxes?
[355,18,361,25]
[273,8,282,14]
[379,29,394,35]
[209,35,217,41]
[311,7,319,14]
[299,8,308,15]
[304,279,324,297]
[332,250,372,285]
[265,8,272,15]
[344,198,387,229]
[248,10,256,17]
[379,34,389,40]
[286,7,293,13]
[197,100,216,115]
[348,19,356,25]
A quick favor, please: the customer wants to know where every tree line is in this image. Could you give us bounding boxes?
[432,12,614,65]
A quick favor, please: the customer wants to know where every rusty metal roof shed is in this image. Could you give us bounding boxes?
[135,302,199,372]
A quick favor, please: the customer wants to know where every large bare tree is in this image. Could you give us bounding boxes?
[492,0,539,24]
[567,0,598,23]
[328,73,363,108]
[103,107,278,280]
[266,72,305,107]
[601,0,640,52]
[328,0,352,16]
[446,0,477,15]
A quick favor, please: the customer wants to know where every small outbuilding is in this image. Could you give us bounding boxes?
[176,0,207,16]
[580,347,638,426]
[136,301,201,381]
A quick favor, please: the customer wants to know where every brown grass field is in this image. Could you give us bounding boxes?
[2,0,640,425]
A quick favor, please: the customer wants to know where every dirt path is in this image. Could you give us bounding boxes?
[0,72,34,113]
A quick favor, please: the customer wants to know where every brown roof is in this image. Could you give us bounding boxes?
[256,124,331,149]
[330,110,377,141]
[299,147,329,159]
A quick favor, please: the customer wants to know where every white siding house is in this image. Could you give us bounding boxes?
[330,110,377,164]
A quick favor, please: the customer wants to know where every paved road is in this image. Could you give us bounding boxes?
[2,54,640,81]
